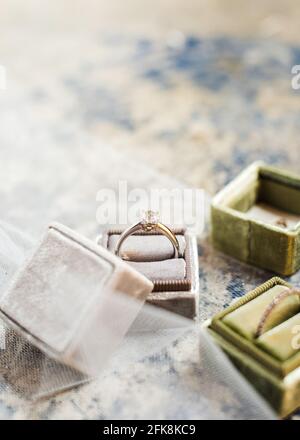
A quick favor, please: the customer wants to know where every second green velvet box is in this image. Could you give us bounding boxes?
[207,277,300,418]
[211,161,300,275]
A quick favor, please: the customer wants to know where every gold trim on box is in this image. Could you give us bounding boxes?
[207,276,300,417]
[211,277,300,376]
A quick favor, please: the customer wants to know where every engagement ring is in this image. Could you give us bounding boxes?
[114,210,181,260]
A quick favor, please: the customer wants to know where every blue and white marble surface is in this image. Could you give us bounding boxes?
[0,0,299,419]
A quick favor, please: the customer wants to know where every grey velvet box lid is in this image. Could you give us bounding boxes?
[0,223,153,374]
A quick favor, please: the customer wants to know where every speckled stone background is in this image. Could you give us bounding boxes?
[0,0,300,419]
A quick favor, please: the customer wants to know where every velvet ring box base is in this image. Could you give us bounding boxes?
[0,223,154,375]
[101,228,199,319]
[211,161,300,276]
[205,277,300,418]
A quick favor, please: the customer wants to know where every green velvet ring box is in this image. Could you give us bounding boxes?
[211,162,300,275]
[206,277,300,417]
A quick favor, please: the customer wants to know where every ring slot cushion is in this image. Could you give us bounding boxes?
[102,228,199,319]
[206,277,300,417]
[223,285,300,339]
[256,313,300,362]
[108,234,186,262]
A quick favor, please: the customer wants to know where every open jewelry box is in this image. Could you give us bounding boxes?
[0,222,196,397]
[211,162,300,275]
[206,277,300,417]
[101,227,199,319]
[0,223,154,375]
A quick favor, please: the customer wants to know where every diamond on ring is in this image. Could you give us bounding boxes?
[114,210,181,260]
[141,210,159,232]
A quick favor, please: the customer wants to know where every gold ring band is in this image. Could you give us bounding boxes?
[256,288,300,337]
[114,211,181,260]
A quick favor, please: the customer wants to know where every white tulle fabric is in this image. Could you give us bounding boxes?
[0,220,276,420]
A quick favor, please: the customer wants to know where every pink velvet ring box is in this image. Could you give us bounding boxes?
[101,227,199,319]
[0,223,154,375]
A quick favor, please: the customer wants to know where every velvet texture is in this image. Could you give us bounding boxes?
[223,285,300,339]
[211,162,300,276]
[108,234,186,262]
[0,223,153,373]
[102,229,199,319]
[247,203,300,229]
[257,313,300,361]
[209,277,300,417]
[128,260,186,281]
[108,233,187,280]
